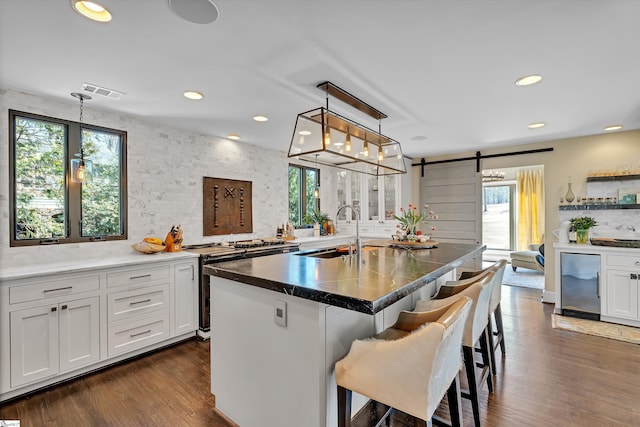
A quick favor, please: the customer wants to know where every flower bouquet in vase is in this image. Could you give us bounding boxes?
[393,203,438,242]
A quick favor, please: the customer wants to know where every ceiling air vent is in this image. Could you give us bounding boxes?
[82,83,125,100]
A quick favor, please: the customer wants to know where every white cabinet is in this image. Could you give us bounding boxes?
[604,254,640,320]
[606,269,638,319]
[337,170,362,223]
[173,261,198,336]
[0,253,199,402]
[10,296,99,388]
[366,174,399,223]
[337,170,400,236]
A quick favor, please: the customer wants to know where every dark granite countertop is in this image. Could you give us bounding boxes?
[205,242,485,315]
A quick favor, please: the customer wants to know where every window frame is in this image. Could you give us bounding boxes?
[9,109,128,247]
[288,163,320,227]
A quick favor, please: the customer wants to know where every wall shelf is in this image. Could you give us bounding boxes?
[559,204,640,211]
[586,174,640,182]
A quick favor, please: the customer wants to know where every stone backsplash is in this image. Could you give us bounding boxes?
[0,89,289,268]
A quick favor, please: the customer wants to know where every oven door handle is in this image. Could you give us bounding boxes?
[206,253,244,263]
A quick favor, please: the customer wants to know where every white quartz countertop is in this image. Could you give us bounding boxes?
[0,251,199,281]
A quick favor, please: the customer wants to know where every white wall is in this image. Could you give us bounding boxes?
[0,88,292,268]
[412,131,640,301]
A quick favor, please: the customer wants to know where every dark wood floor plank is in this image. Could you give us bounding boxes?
[2,285,640,426]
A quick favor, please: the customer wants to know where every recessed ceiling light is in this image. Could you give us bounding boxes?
[410,136,428,141]
[604,125,623,131]
[183,91,203,100]
[227,134,240,140]
[299,130,311,135]
[71,1,112,22]
[253,115,268,122]
[528,122,546,129]
[516,74,543,86]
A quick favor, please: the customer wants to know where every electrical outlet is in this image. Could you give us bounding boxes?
[274,299,287,327]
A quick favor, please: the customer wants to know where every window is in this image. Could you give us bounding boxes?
[288,164,319,226]
[9,110,127,246]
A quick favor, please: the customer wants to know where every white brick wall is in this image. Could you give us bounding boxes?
[0,88,289,268]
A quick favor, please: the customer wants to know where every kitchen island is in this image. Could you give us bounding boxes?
[205,242,484,427]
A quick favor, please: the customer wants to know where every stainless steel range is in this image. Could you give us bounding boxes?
[184,239,300,338]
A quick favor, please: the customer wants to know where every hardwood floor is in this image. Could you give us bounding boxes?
[2,286,640,426]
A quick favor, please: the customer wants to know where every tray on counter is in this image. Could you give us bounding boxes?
[590,238,640,249]
[389,240,439,249]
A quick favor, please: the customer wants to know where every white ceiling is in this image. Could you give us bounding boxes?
[2,0,640,158]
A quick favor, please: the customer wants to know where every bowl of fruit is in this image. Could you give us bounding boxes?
[131,237,166,254]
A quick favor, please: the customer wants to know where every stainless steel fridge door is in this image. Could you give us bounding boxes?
[561,252,601,319]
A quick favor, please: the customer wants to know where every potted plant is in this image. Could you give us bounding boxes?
[570,216,598,244]
[302,209,331,236]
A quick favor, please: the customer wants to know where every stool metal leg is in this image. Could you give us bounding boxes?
[494,303,506,355]
[479,329,494,393]
[462,346,481,427]
[446,374,463,427]
[486,315,497,375]
[337,385,352,427]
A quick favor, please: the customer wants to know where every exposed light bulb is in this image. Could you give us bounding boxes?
[378,147,384,161]
[363,140,369,157]
[314,187,320,199]
[76,164,86,182]
[324,129,331,146]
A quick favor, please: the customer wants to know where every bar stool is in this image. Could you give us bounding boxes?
[415,270,495,427]
[458,260,507,374]
[335,297,472,427]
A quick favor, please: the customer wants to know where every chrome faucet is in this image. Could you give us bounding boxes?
[336,204,361,257]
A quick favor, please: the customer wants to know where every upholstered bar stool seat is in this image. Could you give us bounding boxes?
[415,270,496,427]
[458,260,508,374]
[335,297,472,427]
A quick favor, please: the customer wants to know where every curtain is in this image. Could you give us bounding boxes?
[517,170,544,250]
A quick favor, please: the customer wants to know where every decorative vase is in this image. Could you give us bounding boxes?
[576,228,589,244]
[565,182,575,203]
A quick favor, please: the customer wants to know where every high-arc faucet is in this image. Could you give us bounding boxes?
[336,204,361,257]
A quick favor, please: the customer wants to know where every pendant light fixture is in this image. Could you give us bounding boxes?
[313,154,320,199]
[70,92,93,183]
[288,81,406,176]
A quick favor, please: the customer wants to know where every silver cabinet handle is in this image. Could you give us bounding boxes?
[130,329,152,338]
[129,299,151,306]
[44,286,73,293]
[129,274,152,280]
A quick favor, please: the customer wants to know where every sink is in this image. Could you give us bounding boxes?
[590,238,640,248]
[296,245,380,259]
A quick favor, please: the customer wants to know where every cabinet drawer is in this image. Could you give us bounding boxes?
[376,226,397,235]
[9,275,100,304]
[106,265,170,288]
[107,284,169,322]
[108,313,169,357]
[607,255,640,269]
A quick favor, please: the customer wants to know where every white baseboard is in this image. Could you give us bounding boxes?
[542,290,556,304]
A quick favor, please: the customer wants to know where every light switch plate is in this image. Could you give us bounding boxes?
[274,299,287,327]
